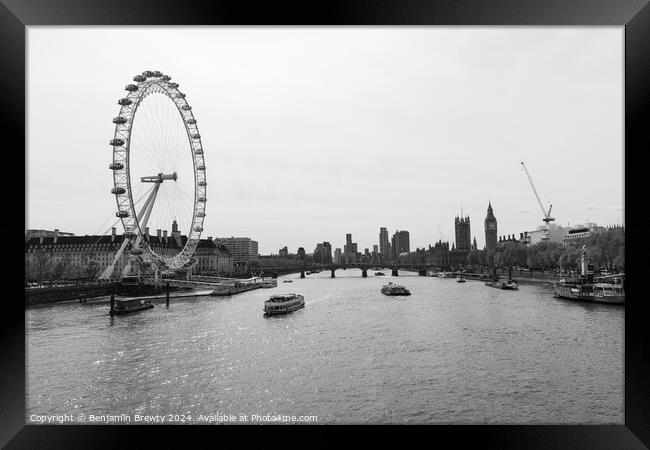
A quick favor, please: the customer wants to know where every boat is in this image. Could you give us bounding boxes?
[283,280,293,283]
[381,282,411,296]
[553,247,624,305]
[260,279,277,288]
[456,275,466,283]
[437,271,454,278]
[553,276,624,305]
[485,279,518,290]
[375,272,385,276]
[110,297,154,316]
[264,293,305,316]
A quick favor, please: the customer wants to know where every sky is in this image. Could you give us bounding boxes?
[26,27,623,255]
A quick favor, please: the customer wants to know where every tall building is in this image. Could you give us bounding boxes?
[333,248,342,264]
[297,247,306,260]
[455,215,471,251]
[391,230,410,259]
[214,237,258,271]
[379,227,389,258]
[313,241,332,264]
[484,202,497,250]
[344,233,358,263]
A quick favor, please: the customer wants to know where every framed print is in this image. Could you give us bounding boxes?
[4,0,649,447]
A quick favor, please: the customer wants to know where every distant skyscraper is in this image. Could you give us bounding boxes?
[484,202,497,250]
[314,241,332,264]
[454,215,471,251]
[344,233,357,263]
[379,227,389,258]
[391,230,410,259]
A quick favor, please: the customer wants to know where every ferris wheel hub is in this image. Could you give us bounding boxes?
[140,172,178,183]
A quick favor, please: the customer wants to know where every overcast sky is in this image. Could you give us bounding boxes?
[27,27,623,254]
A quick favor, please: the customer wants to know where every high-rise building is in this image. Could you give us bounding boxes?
[484,202,497,250]
[344,233,358,263]
[455,215,471,251]
[391,230,410,259]
[313,241,332,264]
[297,247,306,260]
[333,248,342,264]
[379,227,389,258]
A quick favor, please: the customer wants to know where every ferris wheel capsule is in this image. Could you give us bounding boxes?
[116,210,130,218]
[196,165,205,171]
[195,149,204,155]
[181,105,192,111]
[109,162,124,170]
[118,98,132,106]
[111,187,126,195]
[133,74,146,82]
[125,84,139,92]
[191,133,200,139]
[197,197,206,202]
[170,82,179,88]
[161,75,171,81]
[196,212,206,217]
[152,71,163,77]
[110,138,125,146]
[113,116,128,124]
[186,119,196,125]
[198,181,206,186]
[143,70,154,77]
[175,93,186,99]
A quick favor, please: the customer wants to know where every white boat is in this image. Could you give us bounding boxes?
[456,275,466,283]
[438,271,454,278]
[264,293,305,316]
[381,282,411,296]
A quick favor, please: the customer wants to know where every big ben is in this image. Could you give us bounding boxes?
[485,202,497,250]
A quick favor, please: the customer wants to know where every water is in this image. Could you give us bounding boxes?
[26,270,624,424]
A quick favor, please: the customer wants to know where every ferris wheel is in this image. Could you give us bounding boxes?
[100,70,206,279]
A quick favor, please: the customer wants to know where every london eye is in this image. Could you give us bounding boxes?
[100,70,206,279]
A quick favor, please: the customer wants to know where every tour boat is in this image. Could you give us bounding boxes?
[110,297,154,316]
[553,277,624,305]
[485,279,518,290]
[456,275,466,283]
[264,293,305,316]
[381,282,411,296]
[283,280,293,283]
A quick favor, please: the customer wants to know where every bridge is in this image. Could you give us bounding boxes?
[254,263,439,278]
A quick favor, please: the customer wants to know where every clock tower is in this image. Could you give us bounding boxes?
[484,202,497,250]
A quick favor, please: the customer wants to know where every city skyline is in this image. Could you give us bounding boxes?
[27,27,623,254]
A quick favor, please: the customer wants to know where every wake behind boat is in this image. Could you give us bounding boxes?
[485,279,518,290]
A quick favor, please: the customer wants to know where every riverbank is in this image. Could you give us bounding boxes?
[454,272,560,285]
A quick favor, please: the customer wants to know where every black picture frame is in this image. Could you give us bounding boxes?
[4,0,648,448]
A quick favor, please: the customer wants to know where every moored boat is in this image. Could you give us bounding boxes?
[437,271,454,278]
[283,280,293,283]
[553,277,624,305]
[456,275,466,283]
[381,282,411,296]
[264,293,305,316]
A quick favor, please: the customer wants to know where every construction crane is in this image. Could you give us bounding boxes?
[521,161,555,224]
[437,224,445,242]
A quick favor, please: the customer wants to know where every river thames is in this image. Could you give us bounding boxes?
[26,269,624,424]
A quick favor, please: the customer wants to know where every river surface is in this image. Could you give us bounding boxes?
[26,270,624,424]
